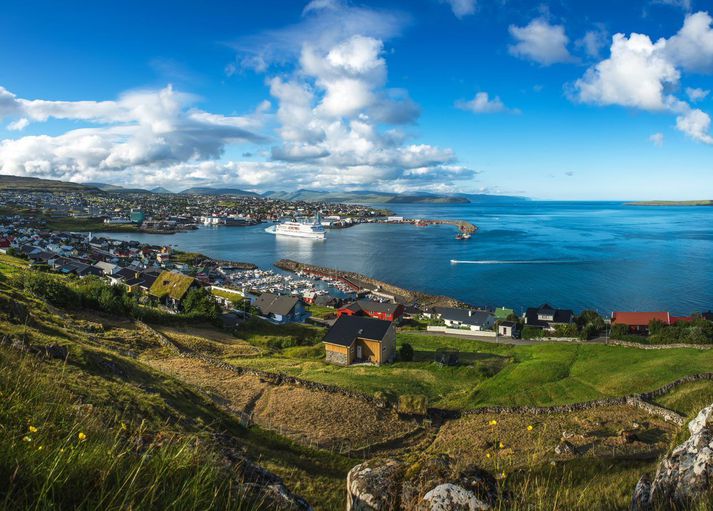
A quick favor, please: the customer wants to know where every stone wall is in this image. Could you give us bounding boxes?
[325,349,348,366]
[140,322,710,428]
[608,339,713,350]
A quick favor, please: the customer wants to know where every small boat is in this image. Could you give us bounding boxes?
[456,225,471,240]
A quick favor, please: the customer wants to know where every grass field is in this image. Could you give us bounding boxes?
[226,331,713,410]
[4,265,713,509]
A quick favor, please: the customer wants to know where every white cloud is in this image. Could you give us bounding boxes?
[572,14,713,145]
[664,11,713,73]
[0,3,475,193]
[508,19,574,65]
[7,118,29,131]
[230,0,406,73]
[686,87,710,101]
[0,85,269,182]
[574,33,678,110]
[455,92,517,114]
[576,25,609,59]
[649,132,665,146]
[440,0,476,18]
[675,107,713,144]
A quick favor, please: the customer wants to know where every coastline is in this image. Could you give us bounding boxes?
[275,258,468,310]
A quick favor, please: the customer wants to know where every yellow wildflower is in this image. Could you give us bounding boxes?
[486,453,491,459]
[37,445,43,451]
[28,426,38,433]
[78,432,87,441]
[488,419,497,426]
[501,472,507,479]
[527,425,534,431]
[499,442,505,449]
[22,436,31,442]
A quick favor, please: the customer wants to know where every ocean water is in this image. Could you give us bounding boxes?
[100,201,713,315]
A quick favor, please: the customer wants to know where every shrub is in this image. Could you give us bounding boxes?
[399,343,414,361]
[521,326,544,339]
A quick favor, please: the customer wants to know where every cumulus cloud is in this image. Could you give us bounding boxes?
[229,0,406,73]
[686,87,710,101]
[440,0,476,18]
[574,33,678,110]
[664,11,713,73]
[455,92,517,114]
[649,132,665,146]
[572,12,713,145]
[0,85,269,182]
[0,1,475,193]
[508,19,575,65]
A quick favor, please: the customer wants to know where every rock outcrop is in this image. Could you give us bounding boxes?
[347,455,501,511]
[631,404,713,510]
[347,458,405,511]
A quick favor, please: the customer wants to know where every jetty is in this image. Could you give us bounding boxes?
[275,259,468,310]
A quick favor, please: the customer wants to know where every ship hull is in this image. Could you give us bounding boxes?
[265,225,326,240]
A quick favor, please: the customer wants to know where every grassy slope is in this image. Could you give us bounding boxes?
[0,276,350,510]
[228,331,713,410]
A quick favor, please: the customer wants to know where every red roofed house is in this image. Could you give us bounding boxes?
[611,311,693,333]
[337,300,404,323]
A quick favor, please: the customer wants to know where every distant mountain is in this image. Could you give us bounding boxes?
[150,186,173,194]
[455,193,529,203]
[262,189,528,204]
[0,175,98,192]
[84,182,153,194]
[179,187,260,197]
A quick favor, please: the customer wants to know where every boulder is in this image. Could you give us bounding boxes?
[347,458,406,511]
[651,404,713,505]
[632,403,713,510]
[419,483,492,511]
[348,455,501,511]
[630,475,651,511]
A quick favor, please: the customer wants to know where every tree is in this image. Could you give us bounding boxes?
[399,343,414,362]
[182,288,221,321]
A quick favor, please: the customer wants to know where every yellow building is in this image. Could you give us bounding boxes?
[323,315,396,366]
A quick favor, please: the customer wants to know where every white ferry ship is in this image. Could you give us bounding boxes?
[265,215,326,240]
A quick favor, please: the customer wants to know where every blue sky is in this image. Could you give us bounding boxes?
[0,0,712,199]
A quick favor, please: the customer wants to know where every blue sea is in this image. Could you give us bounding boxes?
[100,201,713,315]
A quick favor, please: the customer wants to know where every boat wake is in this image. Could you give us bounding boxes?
[450,259,583,265]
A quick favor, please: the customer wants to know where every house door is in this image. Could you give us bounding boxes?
[356,345,363,360]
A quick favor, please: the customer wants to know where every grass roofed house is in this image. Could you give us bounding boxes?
[148,270,199,310]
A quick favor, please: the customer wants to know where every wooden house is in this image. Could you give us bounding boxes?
[323,315,396,366]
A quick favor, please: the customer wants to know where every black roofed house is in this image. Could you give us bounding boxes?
[323,315,396,366]
[254,293,308,324]
[524,303,574,331]
[433,307,496,331]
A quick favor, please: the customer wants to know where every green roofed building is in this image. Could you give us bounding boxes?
[494,307,514,320]
[149,270,198,310]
